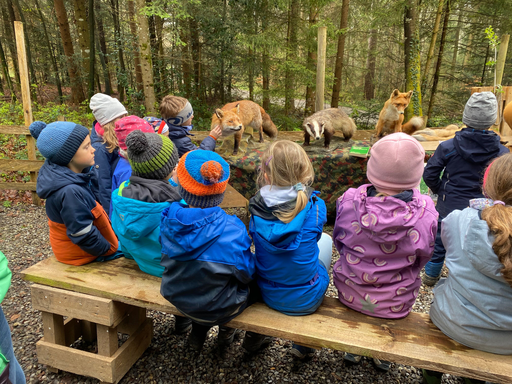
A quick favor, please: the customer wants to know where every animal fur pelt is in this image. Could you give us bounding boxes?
[302,108,356,148]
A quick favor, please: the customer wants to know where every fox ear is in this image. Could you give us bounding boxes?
[215,109,224,119]
[391,89,400,98]
[235,103,240,114]
[406,90,413,99]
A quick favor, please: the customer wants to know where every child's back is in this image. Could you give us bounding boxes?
[111,130,180,277]
[334,133,438,319]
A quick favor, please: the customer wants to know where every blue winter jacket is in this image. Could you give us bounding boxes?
[109,156,132,218]
[430,208,512,354]
[91,122,120,214]
[160,203,255,325]
[249,191,329,315]
[166,122,217,158]
[111,183,172,277]
[423,128,508,217]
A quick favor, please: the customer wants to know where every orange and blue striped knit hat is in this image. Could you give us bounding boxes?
[177,150,230,208]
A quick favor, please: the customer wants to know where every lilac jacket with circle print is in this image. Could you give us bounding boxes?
[333,184,438,319]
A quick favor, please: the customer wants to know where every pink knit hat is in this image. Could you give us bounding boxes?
[114,115,154,151]
[367,132,425,195]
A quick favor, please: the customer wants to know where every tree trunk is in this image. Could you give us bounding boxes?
[426,0,450,125]
[364,28,377,100]
[35,0,62,102]
[110,0,126,101]
[305,4,319,115]
[73,0,90,81]
[0,41,16,101]
[155,15,168,95]
[421,0,444,93]
[2,1,20,86]
[284,0,299,114]
[463,31,473,68]
[54,0,86,104]
[179,20,192,97]
[88,0,95,99]
[481,43,490,86]
[95,0,111,94]
[147,6,161,97]
[449,8,463,79]
[127,0,144,92]
[404,0,422,120]
[189,17,202,100]
[261,0,270,110]
[135,0,156,114]
[331,0,350,108]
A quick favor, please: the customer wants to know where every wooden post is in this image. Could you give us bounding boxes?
[496,34,510,87]
[315,26,327,113]
[14,21,41,206]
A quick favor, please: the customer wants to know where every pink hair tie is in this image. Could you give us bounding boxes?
[265,156,273,166]
[494,200,506,206]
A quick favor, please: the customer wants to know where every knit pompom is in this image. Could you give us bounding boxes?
[125,130,148,155]
[200,160,223,184]
[29,121,47,139]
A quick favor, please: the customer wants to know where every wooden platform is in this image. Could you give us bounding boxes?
[21,257,512,384]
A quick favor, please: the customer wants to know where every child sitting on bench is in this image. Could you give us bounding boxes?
[160,150,268,352]
[30,121,120,266]
[333,133,438,371]
[423,154,512,384]
[249,140,332,359]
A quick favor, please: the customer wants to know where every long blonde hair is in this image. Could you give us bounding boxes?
[101,120,119,153]
[481,153,512,288]
[258,140,315,223]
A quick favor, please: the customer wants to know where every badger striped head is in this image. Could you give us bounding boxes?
[304,120,325,140]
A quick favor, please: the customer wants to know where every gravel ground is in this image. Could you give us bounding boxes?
[0,203,460,384]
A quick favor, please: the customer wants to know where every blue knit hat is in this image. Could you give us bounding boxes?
[176,150,230,208]
[30,121,90,166]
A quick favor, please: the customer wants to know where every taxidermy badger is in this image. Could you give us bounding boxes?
[302,108,356,148]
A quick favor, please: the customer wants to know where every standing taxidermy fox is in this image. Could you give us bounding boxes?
[211,100,278,155]
[375,89,423,137]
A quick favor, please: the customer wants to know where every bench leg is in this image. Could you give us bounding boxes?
[97,324,118,357]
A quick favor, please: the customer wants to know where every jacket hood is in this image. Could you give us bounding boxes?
[352,185,427,243]
[121,176,181,204]
[111,192,171,239]
[166,123,193,140]
[36,160,95,199]
[249,191,317,251]
[160,203,227,259]
[454,128,503,164]
[463,209,509,284]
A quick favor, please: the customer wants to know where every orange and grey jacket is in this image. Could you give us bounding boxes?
[36,160,118,265]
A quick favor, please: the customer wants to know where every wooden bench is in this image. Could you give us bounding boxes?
[21,257,512,384]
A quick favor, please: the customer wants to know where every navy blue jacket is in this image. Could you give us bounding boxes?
[166,123,217,158]
[423,128,508,217]
[37,161,117,262]
[91,122,120,213]
[160,202,255,325]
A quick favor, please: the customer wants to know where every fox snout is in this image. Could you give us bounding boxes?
[398,111,404,115]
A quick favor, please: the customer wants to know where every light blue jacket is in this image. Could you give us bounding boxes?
[249,191,329,315]
[111,183,171,277]
[430,208,512,354]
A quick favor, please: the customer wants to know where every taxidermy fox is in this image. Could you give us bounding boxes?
[302,108,356,148]
[211,100,278,155]
[375,89,424,137]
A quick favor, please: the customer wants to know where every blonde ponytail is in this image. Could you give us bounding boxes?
[481,153,512,288]
[259,140,315,223]
[101,120,119,153]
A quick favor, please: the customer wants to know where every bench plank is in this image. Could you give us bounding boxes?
[21,257,512,384]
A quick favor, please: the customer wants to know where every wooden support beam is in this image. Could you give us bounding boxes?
[14,21,40,206]
[0,182,38,191]
[0,159,44,172]
[97,324,118,357]
[42,312,65,345]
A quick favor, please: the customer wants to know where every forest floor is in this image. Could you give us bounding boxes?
[0,203,466,384]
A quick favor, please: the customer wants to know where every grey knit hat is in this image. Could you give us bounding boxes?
[462,92,497,130]
[89,93,127,126]
[125,131,179,180]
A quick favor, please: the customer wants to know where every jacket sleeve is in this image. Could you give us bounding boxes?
[175,137,198,157]
[0,251,12,303]
[93,148,115,212]
[60,188,113,257]
[423,145,447,194]
[233,223,256,284]
[198,135,217,152]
